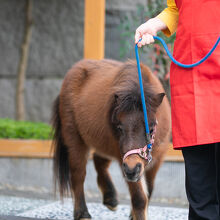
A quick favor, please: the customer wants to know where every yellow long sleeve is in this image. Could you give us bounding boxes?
[157,0,179,37]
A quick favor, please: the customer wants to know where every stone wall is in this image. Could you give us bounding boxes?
[0,158,187,204]
[0,0,151,122]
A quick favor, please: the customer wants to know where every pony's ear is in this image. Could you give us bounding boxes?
[151,93,165,108]
[114,94,120,105]
[114,94,118,100]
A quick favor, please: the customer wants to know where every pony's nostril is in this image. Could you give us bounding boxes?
[123,163,132,175]
[134,163,142,175]
[136,163,142,172]
[123,162,142,180]
[123,163,131,174]
[122,163,127,170]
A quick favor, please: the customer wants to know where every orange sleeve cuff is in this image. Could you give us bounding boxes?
[157,0,179,37]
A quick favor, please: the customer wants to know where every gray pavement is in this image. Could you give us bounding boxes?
[0,217,56,220]
[0,195,188,220]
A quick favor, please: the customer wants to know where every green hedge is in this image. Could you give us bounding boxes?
[0,118,53,140]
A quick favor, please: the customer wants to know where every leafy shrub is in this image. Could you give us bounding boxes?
[0,118,53,140]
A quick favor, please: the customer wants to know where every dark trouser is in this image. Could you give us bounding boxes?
[182,143,220,220]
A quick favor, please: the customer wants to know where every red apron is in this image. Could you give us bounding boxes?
[171,0,220,148]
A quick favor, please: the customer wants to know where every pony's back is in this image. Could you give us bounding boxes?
[58,59,170,158]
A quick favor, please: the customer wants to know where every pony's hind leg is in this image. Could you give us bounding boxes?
[62,121,91,219]
[93,154,118,211]
[52,96,91,220]
[69,143,91,220]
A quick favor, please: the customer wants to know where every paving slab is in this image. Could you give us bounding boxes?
[0,217,57,220]
[0,196,50,216]
[18,201,188,220]
[0,196,188,220]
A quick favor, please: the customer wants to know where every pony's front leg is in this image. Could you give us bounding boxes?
[127,180,148,220]
[93,153,118,211]
[69,146,91,220]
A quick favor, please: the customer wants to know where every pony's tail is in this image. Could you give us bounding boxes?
[52,96,70,198]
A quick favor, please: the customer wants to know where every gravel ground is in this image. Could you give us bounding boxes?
[0,195,188,220]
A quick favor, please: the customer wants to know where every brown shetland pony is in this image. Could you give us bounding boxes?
[52,59,171,220]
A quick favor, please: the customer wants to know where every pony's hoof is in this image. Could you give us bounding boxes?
[74,211,91,220]
[129,212,134,220]
[105,204,117,211]
[103,195,118,211]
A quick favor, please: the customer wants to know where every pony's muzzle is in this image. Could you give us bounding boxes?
[123,162,142,182]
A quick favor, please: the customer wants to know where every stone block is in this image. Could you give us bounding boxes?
[25,79,62,122]
[0,0,25,77]
[0,158,187,203]
[27,0,85,78]
[0,78,62,122]
[0,79,16,119]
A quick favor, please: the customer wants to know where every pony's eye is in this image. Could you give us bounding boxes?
[117,125,123,132]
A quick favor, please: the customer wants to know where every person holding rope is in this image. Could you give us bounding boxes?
[135,0,220,219]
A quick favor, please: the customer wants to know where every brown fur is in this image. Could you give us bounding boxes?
[52,59,171,220]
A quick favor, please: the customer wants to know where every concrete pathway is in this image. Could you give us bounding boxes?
[0,217,53,220]
[0,196,188,220]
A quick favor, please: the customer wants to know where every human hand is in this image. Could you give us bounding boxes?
[135,17,167,47]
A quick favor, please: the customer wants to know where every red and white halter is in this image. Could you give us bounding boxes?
[123,120,158,163]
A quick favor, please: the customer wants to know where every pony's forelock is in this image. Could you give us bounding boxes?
[108,61,158,127]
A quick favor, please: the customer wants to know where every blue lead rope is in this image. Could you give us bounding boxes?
[153,36,220,68]
[135,43,152,150]
[135,35,220,149]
